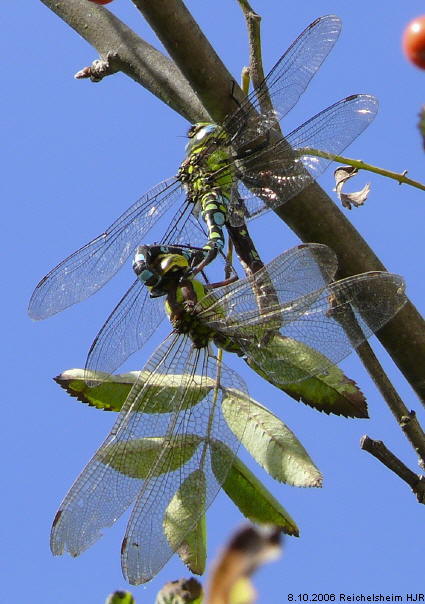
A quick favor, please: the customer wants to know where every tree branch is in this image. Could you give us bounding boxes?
[355,342,425,464]
[40,0,425,404]
[360,436,425,504]
[39,0,208,122]
[131,0,247,119]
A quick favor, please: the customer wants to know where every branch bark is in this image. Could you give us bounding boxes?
[360,436,425,503]
[40,0,425,404]
[355,341,425,464]
[39,0,208,122]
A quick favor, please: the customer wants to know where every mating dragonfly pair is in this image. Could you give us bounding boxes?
[29,16,406,584]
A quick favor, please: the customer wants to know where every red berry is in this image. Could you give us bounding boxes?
[87,0,114,5]
[403,16,425,69]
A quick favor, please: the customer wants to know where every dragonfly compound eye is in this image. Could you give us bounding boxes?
[185,123,219,153]
[133,263,156,286]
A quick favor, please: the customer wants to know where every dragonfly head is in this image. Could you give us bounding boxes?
[133,246,191,298]
[185,122,220,154]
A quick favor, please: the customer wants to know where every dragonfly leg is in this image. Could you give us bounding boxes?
[207,273,239,289]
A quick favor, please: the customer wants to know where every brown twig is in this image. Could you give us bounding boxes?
[360,436,425,503]
[355,341,425,466]
[236,1,264,92]
[39,0,207,122]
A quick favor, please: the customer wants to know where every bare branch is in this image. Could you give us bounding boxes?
[131,0,247,120]
[355,342,425,465]
[236,1,272,114]
[360,436,425,504]
[39,0,208,122]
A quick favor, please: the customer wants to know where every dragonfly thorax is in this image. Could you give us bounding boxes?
[165,277,216,348]
[185,122,222,154]
[163,275,242,354]
[178,122,234,203]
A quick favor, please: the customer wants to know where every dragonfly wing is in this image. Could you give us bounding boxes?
[232,94,378,221]
[119,340,248,585]
[233,272,406,385]
[85,279,164,376]
[226,15,342,149]
[51,333,248,586]
[197,244,339,326]
[50,332,187,558]
[29,177,185,319]
[160,198,208,248]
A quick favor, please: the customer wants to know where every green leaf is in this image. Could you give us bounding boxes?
[247,335,368,418]
[164,470,206,553]
[54,369,215,413]
[211,443,299,536]
[177,515,207,576]
[222,392,322,487]
[155,578,203,604]
[97,435,201,479]
[105,592,135,604]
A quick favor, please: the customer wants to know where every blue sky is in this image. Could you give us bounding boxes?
[3,2,425,602]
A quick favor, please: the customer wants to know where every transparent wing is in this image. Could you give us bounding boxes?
[120,341,247,584]
[28,177,184,320]
[232,94,378,221]
[85,279,164,376]
[50,333,186,560]
[196,244,339,324]
[51,334,247,587]
[161,199,207,248]
[228,272,406,385]
[224,15,342,147]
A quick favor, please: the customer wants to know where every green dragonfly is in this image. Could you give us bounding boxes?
[29,14,378,321]
[50,244,406,584]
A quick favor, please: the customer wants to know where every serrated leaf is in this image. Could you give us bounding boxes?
[211,443,299,536]
[97,435,201,479]
[54,369,215,413]
[247,335,368,418]
[222,392,322,487]
[177,515,206,576]
[164,470,206,553]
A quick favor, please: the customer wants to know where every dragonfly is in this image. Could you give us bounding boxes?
[50,244,406,584]
[28,14,379,321]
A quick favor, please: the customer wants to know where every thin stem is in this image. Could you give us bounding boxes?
[328,292,425,496]
[355,341,425,465]
[237,0,278,123]
[237,1,263,88]
[300,148,425,194]
[360,436,425,504]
